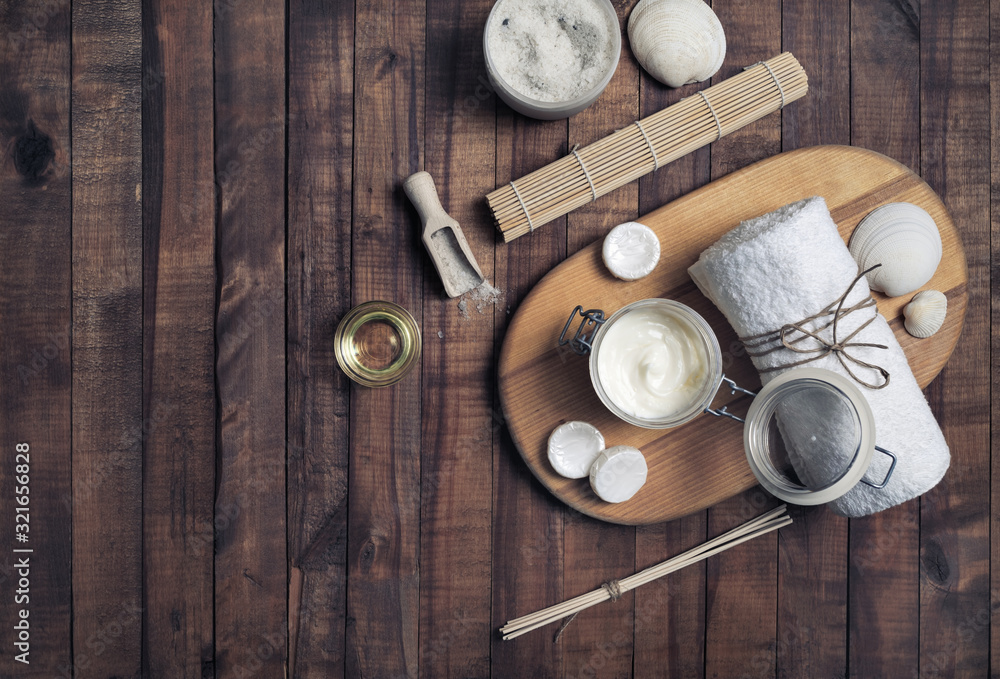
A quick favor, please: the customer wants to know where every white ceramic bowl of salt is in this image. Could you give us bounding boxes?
[483,0,621,120]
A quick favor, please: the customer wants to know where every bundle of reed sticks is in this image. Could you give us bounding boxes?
[500,504,791,640]
[487,53,808,242]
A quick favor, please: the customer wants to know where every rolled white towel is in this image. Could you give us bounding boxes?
[688,196,949,517]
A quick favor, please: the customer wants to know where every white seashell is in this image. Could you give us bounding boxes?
[627,0,726,88]
[903,290,947,338]
[848,202,942,298]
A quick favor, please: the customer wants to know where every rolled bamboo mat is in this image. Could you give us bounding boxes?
[487,52,808,242]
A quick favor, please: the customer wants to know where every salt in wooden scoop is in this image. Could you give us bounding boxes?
[404,171,484,297]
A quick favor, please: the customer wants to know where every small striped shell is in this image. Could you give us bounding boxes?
[627,0,726,88]
[849,203,942,298]
[903,290,947,338]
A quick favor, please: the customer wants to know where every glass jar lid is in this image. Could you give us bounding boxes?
[742,368,877,505]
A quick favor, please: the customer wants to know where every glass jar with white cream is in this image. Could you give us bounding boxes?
[585,299,722,428]
[563,299,767,429]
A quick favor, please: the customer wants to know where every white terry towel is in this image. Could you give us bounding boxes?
[688,197,949,517]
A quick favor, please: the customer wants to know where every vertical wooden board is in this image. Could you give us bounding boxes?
[707,0,782,173]
[704,490,782,679]
[775,508,848,679]
[71,0,144,676]
[0,1,72,674]
[992,0,1000,674]
[704,2,782,677]
[559,4,638,677]
[848,2,920,676]
[777,3,850,678]
[633,8,713,677]
[419,1,494,677]
[286,0,354,677]
[141,0,215,676]
[850,0,920,169]
[492,114,567,678]
[346,0,424,676]
[567,0,639,250]
[557,516,634,679]
[918,0,991,675]
[213,0,287,675]
[635,0,712,214]
[634,519,707,679]
[781,0,850,150]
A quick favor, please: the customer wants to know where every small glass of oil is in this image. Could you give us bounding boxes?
[335,301,421,388]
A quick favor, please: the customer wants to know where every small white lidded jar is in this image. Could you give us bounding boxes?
[483,0,621,120]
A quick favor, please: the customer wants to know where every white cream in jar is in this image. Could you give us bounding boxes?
[595,306,711,420]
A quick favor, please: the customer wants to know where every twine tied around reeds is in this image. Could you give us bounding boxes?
[739,265,891,390]
[552,580,624,643]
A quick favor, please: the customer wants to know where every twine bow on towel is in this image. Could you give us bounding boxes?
[739,265,891,390]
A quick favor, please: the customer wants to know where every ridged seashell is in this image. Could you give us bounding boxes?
[903,290,947,338]
[848,202,942,297]
[627,0,726,88]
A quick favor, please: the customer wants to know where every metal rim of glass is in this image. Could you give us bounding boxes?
[588,299,724,429]
[742,367,876,505]
[334,301,421,388]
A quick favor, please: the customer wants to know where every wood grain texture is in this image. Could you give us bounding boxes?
[419,1,495,677]
[992,1,1000,674]
[71,0,144,675]
[491,114,568,678]
[848,2,921,676]
[633,519,706,679]
[777,2,850,677]
[141,0,215,676]
[0,0,72,673]
[346,0,424,676]
[213,0,287,675]
[286,0,353,675]
[558,3,638,676]
[498,146,968,526]
[702,6,782,674]
[0,2,996,676]
[918,0,991,676]
[633,11,713,672]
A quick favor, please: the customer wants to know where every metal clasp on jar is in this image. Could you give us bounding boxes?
[704,376,758,423]
[558,305,606,355]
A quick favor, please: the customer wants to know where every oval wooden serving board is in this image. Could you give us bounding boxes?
[497,145,968,525]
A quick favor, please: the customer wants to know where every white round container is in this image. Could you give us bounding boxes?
[483,0,621,120]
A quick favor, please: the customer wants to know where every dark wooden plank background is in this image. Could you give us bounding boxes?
[0,0,993,677]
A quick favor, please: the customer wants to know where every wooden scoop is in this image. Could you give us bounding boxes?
[404,171,485,298]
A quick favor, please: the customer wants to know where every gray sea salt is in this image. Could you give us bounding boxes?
[487,0,617,103]
[469,280,504,313]
[457,280,505,320]
[429,229,483,295]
